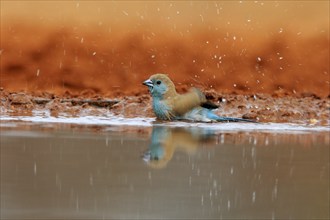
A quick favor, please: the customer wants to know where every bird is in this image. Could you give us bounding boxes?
[142,73,255,122]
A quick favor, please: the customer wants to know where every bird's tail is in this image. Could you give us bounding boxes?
[215,116,256,123]
[206,111,256,123]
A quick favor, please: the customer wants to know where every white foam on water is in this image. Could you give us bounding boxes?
[1,111,329,133]
[163,121,330,133]
[0,115,154,127]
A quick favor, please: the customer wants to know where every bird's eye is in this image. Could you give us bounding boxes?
[156,80,161,85]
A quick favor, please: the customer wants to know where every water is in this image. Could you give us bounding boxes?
[0,119,329,219]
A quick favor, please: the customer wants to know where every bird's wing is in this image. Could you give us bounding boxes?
[170,88,206,116]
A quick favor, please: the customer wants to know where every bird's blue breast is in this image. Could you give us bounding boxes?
[152,98,173,120]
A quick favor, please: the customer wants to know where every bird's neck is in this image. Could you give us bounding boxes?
[152,89,177,101]
[163,89,178,100]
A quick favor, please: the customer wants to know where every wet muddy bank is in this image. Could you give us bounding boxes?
[1,90,329,126]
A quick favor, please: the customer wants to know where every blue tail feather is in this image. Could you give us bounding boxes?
[215,116,255,122]
[206,110,255,123]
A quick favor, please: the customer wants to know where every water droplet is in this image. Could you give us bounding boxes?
[200,14,204,22]
[89,174,93,186]
[34,162,37,175]
[213,180,217,188]
[252,191,256,203]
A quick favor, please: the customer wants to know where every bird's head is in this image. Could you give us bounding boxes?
[142,73,177,98]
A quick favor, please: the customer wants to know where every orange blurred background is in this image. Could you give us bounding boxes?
[1,1,329,97]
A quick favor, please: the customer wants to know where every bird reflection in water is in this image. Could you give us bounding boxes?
[143,126,214,169]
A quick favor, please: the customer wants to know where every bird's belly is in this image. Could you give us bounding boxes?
[182,107,214,122]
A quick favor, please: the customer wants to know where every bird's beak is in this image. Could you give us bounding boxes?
[142,79,153,88]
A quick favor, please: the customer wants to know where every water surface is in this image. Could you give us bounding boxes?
[1,121,329,219]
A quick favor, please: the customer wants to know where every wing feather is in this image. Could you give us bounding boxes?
[169,88,206,116]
